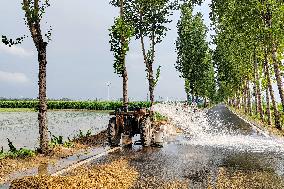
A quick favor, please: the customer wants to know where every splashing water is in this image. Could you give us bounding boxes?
[154,103,284,154]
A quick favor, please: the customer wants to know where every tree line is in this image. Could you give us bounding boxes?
[211,0,284,130]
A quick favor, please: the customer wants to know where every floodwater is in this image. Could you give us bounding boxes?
[0,111,109,151]
[91,104,284,188]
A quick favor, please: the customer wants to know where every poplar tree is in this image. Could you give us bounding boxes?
[122,0,177,109]
[2,0,52,154]
[110,0,134,106]
[176,3,214,102]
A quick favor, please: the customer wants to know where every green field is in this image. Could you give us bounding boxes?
[0,100,151,111]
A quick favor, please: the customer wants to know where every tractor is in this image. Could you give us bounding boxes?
[107,106,154,147]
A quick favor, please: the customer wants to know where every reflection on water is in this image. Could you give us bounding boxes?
[0,111,109,150]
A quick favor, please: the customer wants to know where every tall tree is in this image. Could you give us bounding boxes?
[110,0,134,106]
[176,3,212,102]
[2,0,52,154]
[122,0,176,109]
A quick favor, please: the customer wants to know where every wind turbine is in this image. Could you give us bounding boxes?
[106,82,111,101]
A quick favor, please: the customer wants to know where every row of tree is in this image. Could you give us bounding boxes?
[109,0,178,110]
[110,0,211,108]
[211,0,284,129]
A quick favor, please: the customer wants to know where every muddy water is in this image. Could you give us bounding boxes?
[0,111,109,150]
[91,104,284,188]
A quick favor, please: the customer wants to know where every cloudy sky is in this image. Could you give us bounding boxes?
[0,0,212,101]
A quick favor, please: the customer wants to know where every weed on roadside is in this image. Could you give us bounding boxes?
[0,139,36,160]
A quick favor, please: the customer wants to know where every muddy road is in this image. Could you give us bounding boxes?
[92,105,284,188]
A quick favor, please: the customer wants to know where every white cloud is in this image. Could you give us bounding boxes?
[0,43,33,57]
[0,71,29,84]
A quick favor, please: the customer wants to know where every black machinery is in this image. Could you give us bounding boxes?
[107,106,153,147]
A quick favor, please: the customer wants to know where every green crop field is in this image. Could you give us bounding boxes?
[0,100,151,111]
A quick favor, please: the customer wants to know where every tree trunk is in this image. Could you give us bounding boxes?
[185,79,190,103]
[122,70,128,106]
[237,89,241,109]
[234,93,237,108]
[23,0,49,154]
[264,53,281,129]
[148,29,156,109]
[247,81,252,116]
[120,0,128,107]
[266,87,272,126]
[253,84,258,114]
[237,95,240,109]
[256,79,264,121]
[148,63,155,108]
[272,43,284,112]
[139,35,154,109]
[254,53,264,120]
[139,11,156,110]
[38,43,49,154]
[253,51,258,114]
[243,82,247,113]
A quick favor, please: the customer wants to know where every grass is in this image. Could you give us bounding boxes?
[229,106,284,137]
[49,130,93,149]
[1,129,94,160]
[153,112,168,122]
[0,148,36,160]
[0,139,36,160]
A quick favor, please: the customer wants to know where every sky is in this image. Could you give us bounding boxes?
[0,0,212,101]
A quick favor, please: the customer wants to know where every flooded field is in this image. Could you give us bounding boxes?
[0,111,110,151]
